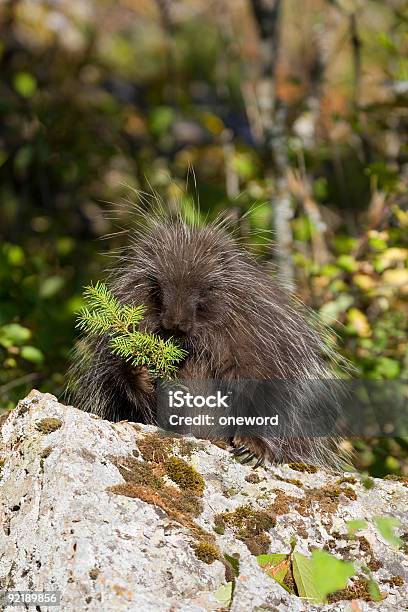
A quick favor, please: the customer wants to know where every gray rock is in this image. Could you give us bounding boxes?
[0,391,407,611]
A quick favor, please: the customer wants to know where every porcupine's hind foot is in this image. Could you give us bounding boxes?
[230,436,269,469]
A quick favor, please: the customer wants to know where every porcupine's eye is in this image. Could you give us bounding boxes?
[196,300,207,314]
[196,283,218,315]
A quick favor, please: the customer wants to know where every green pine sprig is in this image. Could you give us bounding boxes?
[77,281,187,379]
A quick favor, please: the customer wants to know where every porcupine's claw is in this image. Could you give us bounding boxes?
[254,455,265,469]
[241,452,256,464]
[231,445,248,456]
[230,440,265,468]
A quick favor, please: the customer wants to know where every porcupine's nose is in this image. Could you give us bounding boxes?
[161,311,192,335]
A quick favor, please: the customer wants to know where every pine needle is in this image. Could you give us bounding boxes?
[77,282,186,379]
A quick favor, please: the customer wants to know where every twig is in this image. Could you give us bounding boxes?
[287,168,331,266]
[221,129,240,200]
[349,12,362,113]
[154,0,177,103]
[0,373,40,397]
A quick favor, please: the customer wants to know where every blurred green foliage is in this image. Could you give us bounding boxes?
[0,0,407,476]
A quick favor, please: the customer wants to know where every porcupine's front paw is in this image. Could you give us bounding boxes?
[230,436,268,469]
[130,365,155,394]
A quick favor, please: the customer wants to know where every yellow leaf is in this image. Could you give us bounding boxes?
[347,308,371,337]
[367,230,389,241]
[201,112,224,135]
[352,274,376,291]
[383,269,408,289]
[392,205,408,228]
[377,248,408,270]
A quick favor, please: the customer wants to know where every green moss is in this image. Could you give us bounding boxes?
[113,456,162,489]
[274,474,304,487]
[288,463,318,474]
[361,476,375,489]
[40,446,53,459]
[89,568,100,580]
[192,541,221,564]
[215,504,275,549]
[384,474,408,485]
[337,476,357,485]
[328,578,384,603]
[245,472,262,484]
[165,456,205,496]
[223,487,238,498]
[384,575,404,587]
[178,439,201,458]
[35,418,62,434]
[137,432,174,463]
[243,532,271,555]
[171,491,203,517]
[39,446,53,472]
[337,486,357,500]
[109,451,205,532]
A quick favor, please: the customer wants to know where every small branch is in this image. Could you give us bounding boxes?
[287,168,331,267]
[0,373,40,397]
[349,12,362,113]
[154,0,177,103]
[221,129,240,200]
[154,0,174,33]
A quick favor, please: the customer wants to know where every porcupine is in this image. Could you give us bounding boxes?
[70,211,346,469]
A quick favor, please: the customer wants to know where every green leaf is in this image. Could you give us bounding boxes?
[337,254,358,273]
[13,72,37,98]
[224,554,240,577]
[293,216,315,242]
[214,582,233,607]
[292,552,321,603]
[257,553,287,568]
[39,276,65,299]
[0,323,31,348]
[332,235,358,255]
[257,553,290,587]
[373,516,402,549]
[149,106,175,136]
[20,346,44,364]
[308,550,355,603]
[232,152,257,180]
[313,177,328,201]
[0,149,8,167]
[57,237,75,256]
[4,244,25,266]
[368,578,383,602]
[347,519,368,537]
[373,357,400,380]
[319,295,354,325]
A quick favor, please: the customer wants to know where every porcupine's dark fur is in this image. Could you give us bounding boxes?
[69,209,347,469]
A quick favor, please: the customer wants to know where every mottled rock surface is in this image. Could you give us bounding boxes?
[0,391,407,611]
